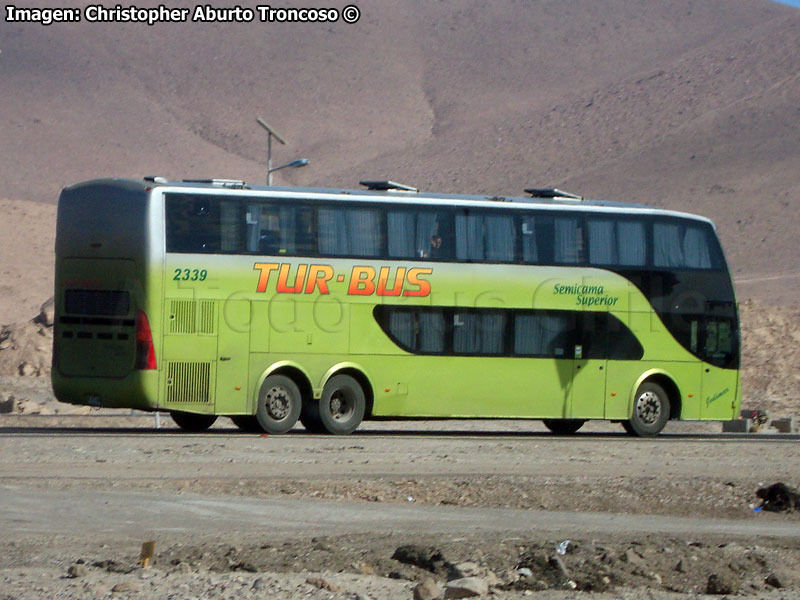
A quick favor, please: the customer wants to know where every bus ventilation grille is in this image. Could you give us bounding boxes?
[165,362,212,403]
[169,300,216,335]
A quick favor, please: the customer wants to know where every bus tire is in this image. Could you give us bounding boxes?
[299,401,326,434]
[542,418,585,435]
[255,375,302,434]
[628,381,670,437]
[230,415,262,433]
[318,374,365,435]
[171,411,217,432]
[621,420,636,436]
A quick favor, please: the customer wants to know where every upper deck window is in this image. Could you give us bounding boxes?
[387,208,454,260]
[520,214,582,265]
[164,192,725,272]
[653,220,721,269]
[318,206,382,257]
[455,212,515,262]
[587,218,646,267]
[166,194,239,253]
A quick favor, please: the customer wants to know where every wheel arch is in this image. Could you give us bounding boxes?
[320,362,375,418]
[630,368,682,420]
[255,361,314,413]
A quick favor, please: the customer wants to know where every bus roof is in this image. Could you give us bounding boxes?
[63,177,714,226]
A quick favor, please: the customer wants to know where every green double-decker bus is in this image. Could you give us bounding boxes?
[52,177,740,436]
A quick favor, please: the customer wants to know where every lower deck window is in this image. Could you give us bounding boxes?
[375,306,643,360]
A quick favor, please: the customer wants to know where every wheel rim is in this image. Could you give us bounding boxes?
[328,390,354,422]
[264,386,292,421]
[635,390,662,425]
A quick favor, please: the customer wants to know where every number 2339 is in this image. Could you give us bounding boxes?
[173,268,208,281]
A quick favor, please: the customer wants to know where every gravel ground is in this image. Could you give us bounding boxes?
[1,415,799,599]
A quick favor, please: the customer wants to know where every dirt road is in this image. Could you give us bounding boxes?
[1,419,799,599]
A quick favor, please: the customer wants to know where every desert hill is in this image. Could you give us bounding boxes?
[0,0,799,413]
[1,0,798,310]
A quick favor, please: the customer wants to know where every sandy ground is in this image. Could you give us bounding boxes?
[1,415,799,599]
[0,199,56,325]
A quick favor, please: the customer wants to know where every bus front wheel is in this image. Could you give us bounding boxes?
[255,375,302,434]
[626,381,670,437]
[318,374,365,435]
[542,419,585,435]
[171,411,217,432]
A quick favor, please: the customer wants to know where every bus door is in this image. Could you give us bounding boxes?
[569,346,607,419]
[700,316,738,419]
[568,313,607,419]
[215,299,251,414]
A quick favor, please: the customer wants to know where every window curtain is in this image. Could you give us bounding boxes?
[453,312,506,354]
[245,204,261,251]
[389,311,415,349]
[486,215,515,262]
[588,219,615,265]
[683,225,712,268]
[220,202,240,252]
[279,206,297,254]
[318,208,380,256]
[521,217,538,263]
[514,313,571,356]
[318,208,348,255]
[418,311,445,352]
[453,312,480,353]
[554,218,579,263]
[588,219,646,266]
[387,211,416,257]
[616,220,646,266]
[654,222,685,267]
[347,209,380,256]
[415,213,439,258]
[481,313,506,354]
[456,214,485,261]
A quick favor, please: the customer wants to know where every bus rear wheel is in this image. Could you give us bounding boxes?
[255,375,302,434]
[542,418,585,435]
[171,411,217,432]
[627,381,670,437]
[230,415,262,433]
[318,374,365,435]
[299,402,326,434]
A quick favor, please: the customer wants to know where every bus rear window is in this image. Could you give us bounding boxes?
[65,290,130,316]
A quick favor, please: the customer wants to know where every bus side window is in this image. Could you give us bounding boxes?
[318,206,382,257]
[520,215,581,265]
[514,312,577,357]
[166,194,229,253]
[455,212,516,263]
[388,209,453,261]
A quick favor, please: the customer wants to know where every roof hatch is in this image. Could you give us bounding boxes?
[359,180,418,192]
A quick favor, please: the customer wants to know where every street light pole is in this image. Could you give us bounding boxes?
[256,117,286,185]
[269,158,310,177]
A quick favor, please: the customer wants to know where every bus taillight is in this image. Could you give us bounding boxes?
[135,310,157,370]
